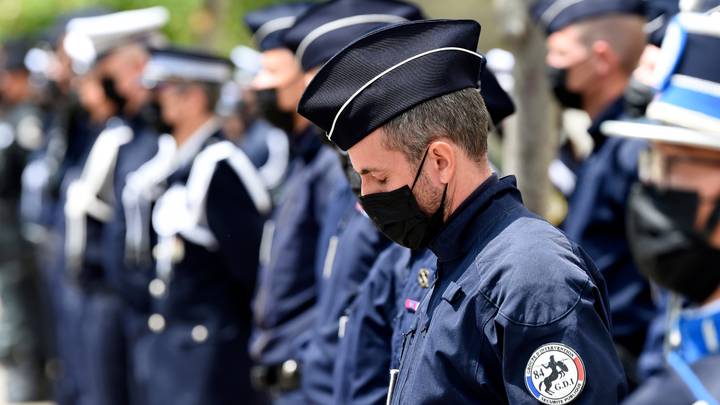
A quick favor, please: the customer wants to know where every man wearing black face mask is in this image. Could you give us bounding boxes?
[299,19,627,404]
[244,4,346,404]
[532,0,658,382]
[602,11,720,403]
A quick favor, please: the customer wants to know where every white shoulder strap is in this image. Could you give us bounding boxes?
[257,127,289,191]
[123,134,176,264]
[64,124,133,271]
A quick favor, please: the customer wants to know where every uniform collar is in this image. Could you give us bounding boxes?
[290,124,323,163]
[174,117,221,168]
[429,174,522,262]
[588,96,625,150]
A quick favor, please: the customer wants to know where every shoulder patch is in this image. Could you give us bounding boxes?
[525,343,585,404]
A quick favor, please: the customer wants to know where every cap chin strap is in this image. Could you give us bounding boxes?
[326,47,485,141]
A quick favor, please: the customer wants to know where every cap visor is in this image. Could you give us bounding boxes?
[601,119,720,151]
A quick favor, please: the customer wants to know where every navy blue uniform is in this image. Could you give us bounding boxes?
[250,127,343,367]
[333,246,435,405]
[101,115,159,405]
[46,117,106,405]
[389,174,627,404]
[142,124,270,405]
[300,180,389,404]
[562,98,655,361]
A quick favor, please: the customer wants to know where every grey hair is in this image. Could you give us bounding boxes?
[381,87,490,166]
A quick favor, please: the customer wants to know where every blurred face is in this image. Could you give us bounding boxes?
[103,46,149,107]
[157,82,206,126]
[252,48,305,112]
[0,69,29,104]
[77,72,107,113]
[647,143,720,247]
[546,26,595,95]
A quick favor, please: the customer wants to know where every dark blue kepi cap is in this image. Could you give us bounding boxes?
[531,0,645,34]
[244,3,313,52]
[283,0,424,72]
[298,19,501,152]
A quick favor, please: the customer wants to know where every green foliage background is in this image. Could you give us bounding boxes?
[0,0,500,54]
[0,0,317,52]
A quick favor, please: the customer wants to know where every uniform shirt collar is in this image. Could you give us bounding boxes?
[588,96,625,149]
[290,124,323,163]
[429,174,522,262]
[174,116,221,168]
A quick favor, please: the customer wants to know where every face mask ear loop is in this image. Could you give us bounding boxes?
[411,147,431,191]
[702,201,720,239]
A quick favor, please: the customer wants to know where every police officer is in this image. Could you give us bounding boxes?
[299,19,627,404]
[331,65,516,404]
[244,4,345,402]
[225,45,289,197]
[0,37,49,402]
[134,47,270,405]
[532,0,656,379]
[58,9,168,404]
[600,11,720,403]
[280,1,424,402]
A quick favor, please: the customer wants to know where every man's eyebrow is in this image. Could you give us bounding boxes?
[358,167,381,175]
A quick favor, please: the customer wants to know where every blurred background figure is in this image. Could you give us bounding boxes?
[0,37,50,403]
[601,10,720,403]
[243,4,345,404]
[532,0,657,386]
[136,47,270,405]
[223,45,289,198]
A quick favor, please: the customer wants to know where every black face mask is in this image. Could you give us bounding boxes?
[627,183,720,304]
[256,88,295,134]
[547,66,583,109]
[101,76,127,113]
[624,77,656,118]
[359,148,448,250]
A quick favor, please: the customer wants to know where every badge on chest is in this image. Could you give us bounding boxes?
[524,343,585,404]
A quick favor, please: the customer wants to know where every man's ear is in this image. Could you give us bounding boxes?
[591,40,618,76]
[428,140,455,185]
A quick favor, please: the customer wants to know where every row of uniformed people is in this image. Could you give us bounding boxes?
[246,0,720,404]
[4,1,718,405]
[9,6,284,405]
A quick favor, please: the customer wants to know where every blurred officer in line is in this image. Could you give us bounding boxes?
[57,8,168,405]
[333,247,435,405]
[0,37,50,402]
[133,47,271,405]
[19,7,112,247]
[631,0,720,383]
[224,45,289,197]
[601,11,720,403]
[532,0,656,382]
[330,65,515,404]
[300,19,626,404]
[280,1,426,402]
[243,4,345,403]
